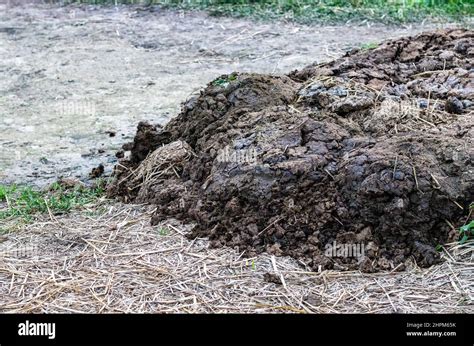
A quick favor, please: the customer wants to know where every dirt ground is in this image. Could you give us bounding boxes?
[0,2,461,186]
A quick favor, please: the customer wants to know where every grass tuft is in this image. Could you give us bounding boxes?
[459,202,474,244]
[360,42,379,50]
[0,181,105,222]
[212,73,238,87]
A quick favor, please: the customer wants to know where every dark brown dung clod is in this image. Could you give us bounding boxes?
[108,29,474,272]
[90,164,104,178]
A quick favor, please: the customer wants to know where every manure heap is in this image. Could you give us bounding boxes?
[109,29,473,272]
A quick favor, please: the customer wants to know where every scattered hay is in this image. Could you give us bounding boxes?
[127,140,194,195]
[0,202,472,313]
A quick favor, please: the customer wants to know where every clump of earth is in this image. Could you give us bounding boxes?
[108,29,473,272]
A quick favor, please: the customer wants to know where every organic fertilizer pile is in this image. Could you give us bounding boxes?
[108,29,473,272]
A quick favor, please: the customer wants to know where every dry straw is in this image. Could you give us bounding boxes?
[0,201,472,313]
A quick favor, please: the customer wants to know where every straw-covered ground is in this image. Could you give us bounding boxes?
[0,200,472,313]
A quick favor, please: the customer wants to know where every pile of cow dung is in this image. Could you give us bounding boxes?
[108,29,473,272]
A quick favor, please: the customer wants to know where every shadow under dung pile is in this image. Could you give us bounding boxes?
[108,29,473,272]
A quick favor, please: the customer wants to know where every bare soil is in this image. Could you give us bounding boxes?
[0,2,459,186]
[110,29,474,272]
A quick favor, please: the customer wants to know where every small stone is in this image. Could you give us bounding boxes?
[393,171,405,180]
[332,95,374,115]
[439,50,454,60]
[418,98,428,109]
[445,96,463,114]
[263,273,282,285]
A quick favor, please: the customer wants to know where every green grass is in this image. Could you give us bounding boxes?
[459,203,474,244]
[157,226,170,236]
[0,182,105,222]
[212,73,237,87]
[360,42,379,50]
[58,0,473,25]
